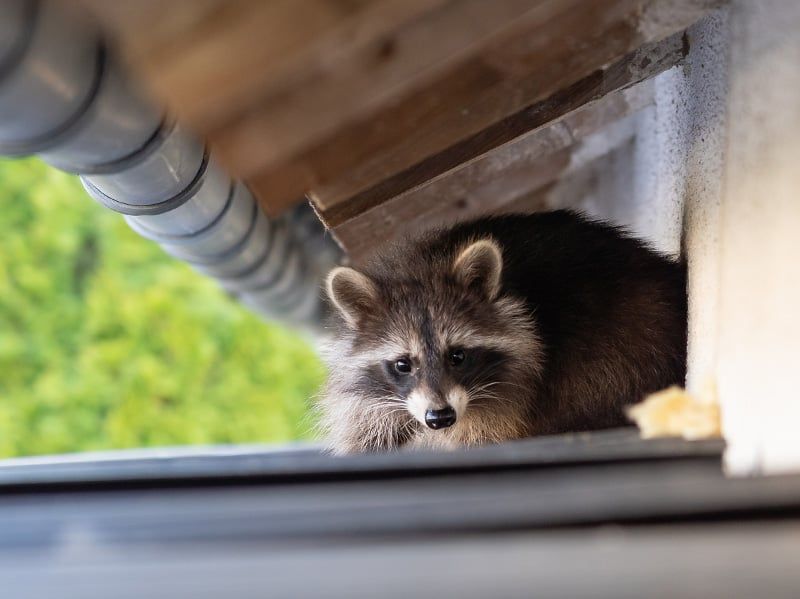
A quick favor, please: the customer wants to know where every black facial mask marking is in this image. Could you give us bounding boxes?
[355,346,513,406]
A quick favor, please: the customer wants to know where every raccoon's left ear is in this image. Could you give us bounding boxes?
[452,238,503,300]
[326,266,378,328]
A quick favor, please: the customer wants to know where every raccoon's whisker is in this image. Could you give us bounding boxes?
[469,391,504,400]
[364,400,401,409]
[399,418,419,440]
[468,382,506,395]
[467,383,510,398]
[468,385,492,397]
[362,396,405,410]
[469,380,517,393]
[470,397,513,409]
[383,409,412,419]
[468,392,517,410]
[363,405,407,417]
[475,380,530,393]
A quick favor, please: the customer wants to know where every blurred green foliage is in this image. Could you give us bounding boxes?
[0,158,325,458]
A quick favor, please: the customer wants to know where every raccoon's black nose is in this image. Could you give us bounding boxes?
[425,407,457,430]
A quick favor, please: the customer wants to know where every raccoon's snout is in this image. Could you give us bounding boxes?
[425,406,457,430]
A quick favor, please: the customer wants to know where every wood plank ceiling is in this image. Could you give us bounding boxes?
[78,0,717,259]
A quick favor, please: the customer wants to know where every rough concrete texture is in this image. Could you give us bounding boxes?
[713,0,800,475]
[544,7,726,262]
[544,109,665,247]
[628,2,800,475]
[545,10,725,260]
[639,0,725,40]
[532,5,800,474]
[545,111,639,228]
[678,8,730,399]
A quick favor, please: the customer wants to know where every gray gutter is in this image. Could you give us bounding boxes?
[0,0,339,331]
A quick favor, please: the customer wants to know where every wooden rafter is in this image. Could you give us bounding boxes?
[333,79,655,260]
[318,31,684,239]
[78,0,716,252]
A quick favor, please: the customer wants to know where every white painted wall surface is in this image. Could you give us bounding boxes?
[541,4,800,474]
[713,0,800,475]
[548,10,730,391]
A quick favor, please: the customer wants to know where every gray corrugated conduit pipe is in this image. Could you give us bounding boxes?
[0,0,339,333]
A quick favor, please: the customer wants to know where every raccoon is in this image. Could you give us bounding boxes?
[318,211,687,454]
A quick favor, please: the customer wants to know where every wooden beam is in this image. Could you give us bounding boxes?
[321,35,686,236]
[254,0,713,215]
[208,0,572,176]
[332,81,653,259]
[312,35,687,232]
[82,0,454,133]
[82,0,558,168]
[79,0,716,216]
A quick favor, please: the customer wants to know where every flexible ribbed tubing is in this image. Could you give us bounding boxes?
[0,0,339,332]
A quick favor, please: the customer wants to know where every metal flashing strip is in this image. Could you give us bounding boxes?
[0,429,722,488]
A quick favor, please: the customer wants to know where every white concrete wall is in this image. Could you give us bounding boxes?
[646,0,800,475]
[712,0,800,475]
[548,8,730,388]
[543,4,800,474]
[544,3,727,263]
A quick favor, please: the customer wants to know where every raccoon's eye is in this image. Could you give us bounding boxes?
[393,357,413,375]
[448,349,466,366]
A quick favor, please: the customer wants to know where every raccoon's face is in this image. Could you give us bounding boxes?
[378,341,513,432]
[320,238,542,453]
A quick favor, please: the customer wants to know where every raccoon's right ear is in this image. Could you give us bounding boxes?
[326,267,378,328]
[452,238,503,300]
